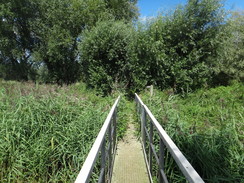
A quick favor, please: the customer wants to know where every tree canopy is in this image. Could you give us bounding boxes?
[0,0,243,94]
[0,0,138,84]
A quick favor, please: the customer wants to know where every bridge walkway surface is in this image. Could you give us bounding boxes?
[74,95,204,183]
[111,121,149,183]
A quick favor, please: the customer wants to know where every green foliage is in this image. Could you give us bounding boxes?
[1,0,243,93]
[77,0,240,96]
[0,0,138,84]
[0,0,39,81]
[32,0,107,84]
[213,10,244,85]
[134,0,226,92]
[79,20,135,95]
[0,81,123,182]
[105,0,139,22]
[140,83,244,182]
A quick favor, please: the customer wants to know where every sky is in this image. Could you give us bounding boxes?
[138,0,244,19]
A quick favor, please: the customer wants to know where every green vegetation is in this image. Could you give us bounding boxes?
[0,0,138,84]
[1,0,243,95]
[214,11,244,85]
[1,0,244,182]
[0,81,126,182]
[79,20,135,95]
[133,0,226,92]
[140,83,244,182]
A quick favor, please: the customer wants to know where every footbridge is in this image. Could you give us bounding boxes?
[74,94,204,183]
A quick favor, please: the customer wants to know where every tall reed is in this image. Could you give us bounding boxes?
[141,83,243,182]
[0,81,125,182]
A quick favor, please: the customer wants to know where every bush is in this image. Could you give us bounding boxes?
[135,0,226,92]
[79,20,135,95]
[213,11,244,85]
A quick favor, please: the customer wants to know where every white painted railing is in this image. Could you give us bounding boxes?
[75,96,120,183]
[135,93,204,183]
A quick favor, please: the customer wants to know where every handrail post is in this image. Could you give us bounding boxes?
[136,97,139,114]
[108,121,112,180]
[100,139,106,182]
[159,138,166,183]
[113,108,117,151]
[149,120,153,174]
[135,93,204,183]
[141,106,146,149]
[75,96,120,183]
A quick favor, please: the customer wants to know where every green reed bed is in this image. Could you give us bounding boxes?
[141,83,244,183]
[0,81,125,182]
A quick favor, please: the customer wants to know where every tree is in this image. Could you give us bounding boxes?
[213,10,244,85]
[32,0,139,85]
[0,0,138,84]
[105,0,138,22]
[135,0,226,92]
[31,0,105,84]
[0,0,39,80]
[79,20,135,95]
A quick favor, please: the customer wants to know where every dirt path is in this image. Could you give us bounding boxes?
[111,116,149,183]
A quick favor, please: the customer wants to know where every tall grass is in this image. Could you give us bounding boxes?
[140,83,244,182]
[0,81,125,182]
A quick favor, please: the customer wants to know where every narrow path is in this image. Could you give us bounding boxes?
[111,115,149,183]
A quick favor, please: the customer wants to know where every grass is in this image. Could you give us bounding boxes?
[1,80,243,182]
[140,82,244,183]
[0,81,126,182]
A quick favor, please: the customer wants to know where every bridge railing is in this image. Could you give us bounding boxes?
[75,96,120,183]
[135,93,204,183]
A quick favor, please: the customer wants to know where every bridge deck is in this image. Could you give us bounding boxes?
[111,123,149,183]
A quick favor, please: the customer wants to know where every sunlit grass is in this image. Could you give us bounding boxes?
[140,82,244,183]
[0,81,125,182]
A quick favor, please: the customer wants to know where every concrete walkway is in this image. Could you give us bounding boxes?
[111,123,149,183]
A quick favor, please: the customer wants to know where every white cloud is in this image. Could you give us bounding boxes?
[139,16,155,22]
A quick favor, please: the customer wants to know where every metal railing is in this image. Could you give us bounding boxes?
[75,96,120,183]
[135,93,204,183]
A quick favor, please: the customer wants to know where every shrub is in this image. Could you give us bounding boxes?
[213,11,244,85]
[79,20,135,95]
[135,0,226,92]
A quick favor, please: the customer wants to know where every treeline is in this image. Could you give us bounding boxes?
[0,0,243,95]
[0,0,138,84]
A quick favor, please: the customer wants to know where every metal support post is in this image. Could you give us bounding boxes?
[149,120,153,173]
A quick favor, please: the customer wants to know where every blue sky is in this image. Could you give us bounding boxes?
[138,0,244,18]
